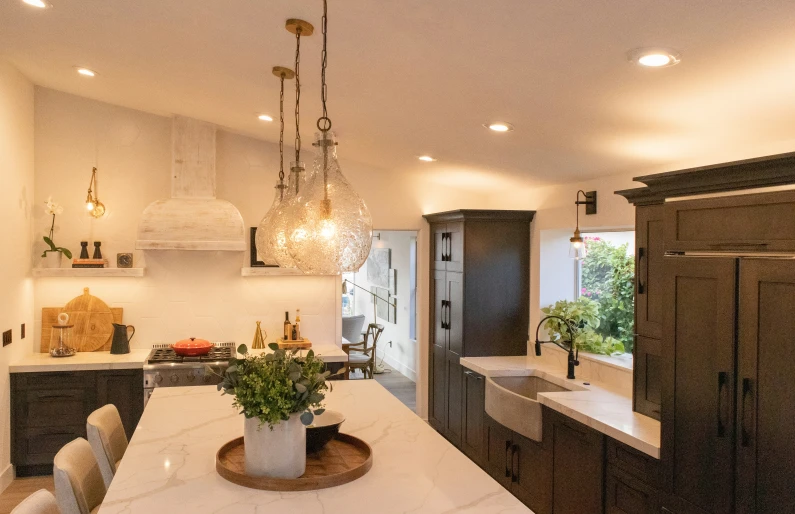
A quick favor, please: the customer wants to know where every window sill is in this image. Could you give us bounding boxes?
[541,343,633,373]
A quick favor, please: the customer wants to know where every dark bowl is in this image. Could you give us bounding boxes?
[306,410,345,454]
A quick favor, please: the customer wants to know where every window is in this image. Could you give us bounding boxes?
[577,231,635,354]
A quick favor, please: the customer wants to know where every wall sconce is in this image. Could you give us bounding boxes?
[85,167,106,218]
[569,190,597,260]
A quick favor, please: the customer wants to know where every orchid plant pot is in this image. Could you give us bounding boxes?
[44,251,63,269]
[244,413,306,479]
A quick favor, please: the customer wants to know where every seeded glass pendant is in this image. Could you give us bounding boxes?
[286,132,372,274]
[255,182,286,264]
[268,162,307,268]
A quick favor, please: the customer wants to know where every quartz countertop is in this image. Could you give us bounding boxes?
[9,349,150,373]
[460,356,661,459]
[245,343,348,363]
[99,381,530,514]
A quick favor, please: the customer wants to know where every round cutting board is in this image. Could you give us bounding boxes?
[63,287,115,352]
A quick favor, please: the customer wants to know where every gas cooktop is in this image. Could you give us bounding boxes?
[146,343,234,365]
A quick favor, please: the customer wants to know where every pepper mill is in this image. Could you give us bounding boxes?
[92,241,102,259]
[79,241,89,259]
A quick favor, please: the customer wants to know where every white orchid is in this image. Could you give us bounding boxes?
[44,196,63,216]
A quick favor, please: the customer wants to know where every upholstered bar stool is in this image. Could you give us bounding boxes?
[53,438,107,514]
[10,489,59,514]
[86,404,128,488]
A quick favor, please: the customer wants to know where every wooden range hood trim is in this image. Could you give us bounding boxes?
[616,151,795,205]
[136,116,245,251]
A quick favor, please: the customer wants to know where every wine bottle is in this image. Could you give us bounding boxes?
[283,311,291,341]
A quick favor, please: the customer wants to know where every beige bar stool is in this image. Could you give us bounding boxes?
[11,489,59,514]
[53,438,107,514]
[86,404,129,488]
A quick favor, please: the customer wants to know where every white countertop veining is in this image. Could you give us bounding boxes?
[9,349,150,373]
[99,381,530,514]
[246,343,349,363]
[460,356,661,459]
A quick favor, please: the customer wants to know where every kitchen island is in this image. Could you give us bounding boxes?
[99,380,529,513]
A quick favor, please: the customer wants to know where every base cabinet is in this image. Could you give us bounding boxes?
[462,370,486,467]
[12,369,144,476]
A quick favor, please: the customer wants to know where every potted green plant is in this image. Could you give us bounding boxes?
[41,197,72,268]
[217,343,330,479]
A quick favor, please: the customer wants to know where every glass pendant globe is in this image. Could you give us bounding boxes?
[254,182,285,265]
[285,132,372,275]
[267,162,307,268]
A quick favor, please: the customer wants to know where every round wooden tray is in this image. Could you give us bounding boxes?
[216,433,372,491]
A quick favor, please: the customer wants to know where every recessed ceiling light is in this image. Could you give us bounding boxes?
[418,155,436,162]
[485,122,514,132]
[628,47,681,68]
[22,0,51,8]
[258,114,274,122]
[75,67,96,77]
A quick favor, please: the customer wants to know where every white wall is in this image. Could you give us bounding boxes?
[0,62,35,492]
[351,231,417,381]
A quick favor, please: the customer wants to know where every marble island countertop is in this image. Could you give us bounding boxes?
[460,356,661,459]
[99,381,530,514]
[245,343,348,363]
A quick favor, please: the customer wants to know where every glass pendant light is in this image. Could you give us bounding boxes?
[268,161,306,267]
[285,0,373,274]
[255,66,293,265]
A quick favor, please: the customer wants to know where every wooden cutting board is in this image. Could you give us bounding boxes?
[40,288,123,353]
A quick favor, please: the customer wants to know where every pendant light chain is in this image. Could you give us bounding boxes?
[294,26,303,189]
[278,73,286,198]
[318,0,330,131]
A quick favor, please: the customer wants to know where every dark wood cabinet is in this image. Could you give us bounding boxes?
[12,369,144,476]
[661,257,737,514]
[546,408,605,514]
[735,259,795,514]
[484,413,552,514]
[634,204,664,420]
[605,465,661,514]
[462,369,486,467]
[425,210,534,446]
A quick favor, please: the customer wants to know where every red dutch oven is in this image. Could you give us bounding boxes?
[171,337,214,356]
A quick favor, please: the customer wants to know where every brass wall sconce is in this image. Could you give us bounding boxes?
[85,167,106,218]
[570,190,597,260]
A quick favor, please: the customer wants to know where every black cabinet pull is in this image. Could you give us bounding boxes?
[741,378,753,447]
[717,371,728,437]
[504,440,512,478]
[511,444,519,483]
[441,233,450,261]
[637,247,646,294]
[446,300,452,331]
[440,300,449,330]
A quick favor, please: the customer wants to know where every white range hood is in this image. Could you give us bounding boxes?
[136,116,245,251]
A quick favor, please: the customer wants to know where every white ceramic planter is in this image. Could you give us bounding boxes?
[44,251,62,269]
[244,413,306,478]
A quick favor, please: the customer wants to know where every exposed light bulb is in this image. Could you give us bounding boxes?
[86,201,94,211]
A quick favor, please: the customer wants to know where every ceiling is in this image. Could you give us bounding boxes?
[3,0,795,187]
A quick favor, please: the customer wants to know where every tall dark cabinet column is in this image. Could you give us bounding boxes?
[424,210,534,446]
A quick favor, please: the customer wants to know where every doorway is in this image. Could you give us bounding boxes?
[341,230,418,411]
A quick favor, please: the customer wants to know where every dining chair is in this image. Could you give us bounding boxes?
[86,404,129,488]
[10,489,59,514]
[53,438,107,514]
[342,323,384,379]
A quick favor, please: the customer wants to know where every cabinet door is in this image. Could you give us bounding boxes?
[512,432,552,514]
[446,272,464,356]
[433,270,447,349]
[446,358,464,447]
[446,221,464,272]
[462,370,486,466]
[429,343,447,433]
[549,410,605,514]
[605,465,660,514]
[633,335,662,420]
[736,259,795,514]
[484,414,512,489]
[636,205,664,339]
[433,224,448,271]
[662,257,736,514]
[96,370,144,440]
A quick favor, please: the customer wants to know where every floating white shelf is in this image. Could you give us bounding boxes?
[32,268,146,278]
[240,267,334,277]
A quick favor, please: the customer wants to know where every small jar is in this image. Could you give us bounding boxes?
[49,313,76,358]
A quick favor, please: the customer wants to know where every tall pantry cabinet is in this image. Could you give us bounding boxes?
[423,210,535,447]
[617,152,795,514]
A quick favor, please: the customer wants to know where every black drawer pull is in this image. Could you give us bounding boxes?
[717,371,728,437]
[511,444,519,483]
[637,247,646,294]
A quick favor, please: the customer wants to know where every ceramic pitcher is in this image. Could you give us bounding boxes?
[110,323,135,354]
